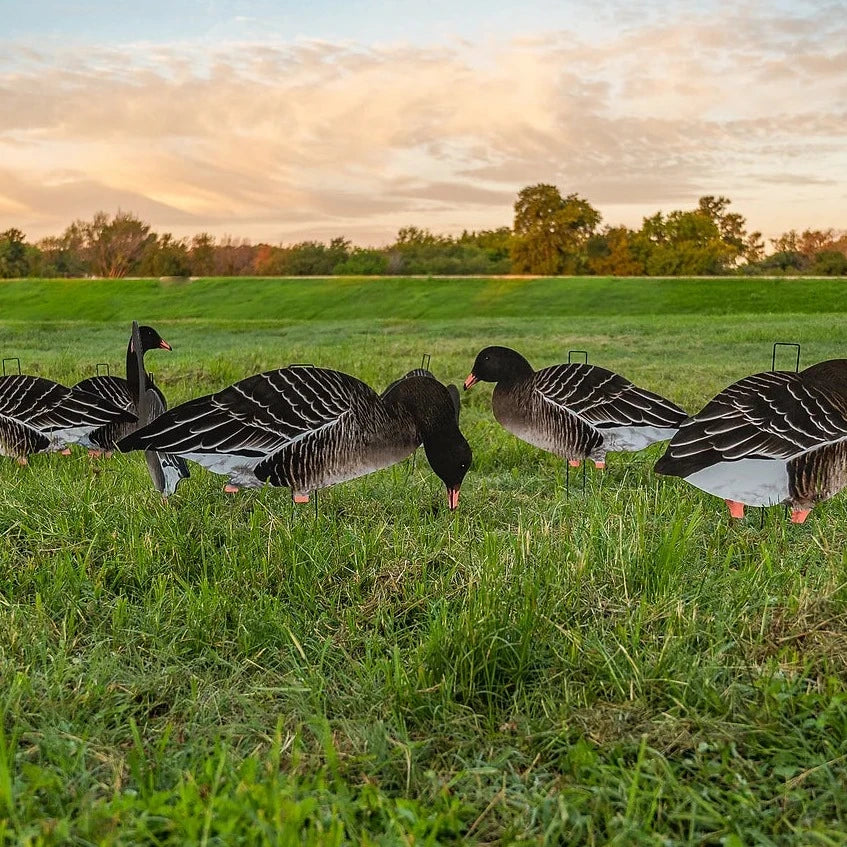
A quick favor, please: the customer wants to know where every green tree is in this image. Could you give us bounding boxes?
[511,184,601,274]
[189,233,216,276]
[137,233,191,277]
[79,211,155,278]
[813,250,847,276]
[631,210,735,275]
[334,248,388,275]
[0,228,30,278]
[587,226,644,276]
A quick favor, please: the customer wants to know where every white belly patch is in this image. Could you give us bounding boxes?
[685,458,790,507]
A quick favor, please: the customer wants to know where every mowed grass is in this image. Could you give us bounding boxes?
[1,277,847,845]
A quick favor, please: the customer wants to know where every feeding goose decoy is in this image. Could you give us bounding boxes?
[117,366,471,509]
[464,346,686,469]
[654,359,847,523]
[0,374,136,464]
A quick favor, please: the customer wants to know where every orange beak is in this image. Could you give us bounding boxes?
[159,340,172,351]
[463,373,478,391]
[447,486,461,510]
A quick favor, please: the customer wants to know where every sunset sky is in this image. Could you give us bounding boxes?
[1,0,845,244]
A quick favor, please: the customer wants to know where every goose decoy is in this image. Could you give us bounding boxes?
[464,346,686,468]
[73,324,174,457]
[654,359,847,523]
[73,322,188,496]
[117,366,471,509]
[0,374,136,464]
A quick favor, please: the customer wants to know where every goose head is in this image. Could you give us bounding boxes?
[464,346,533,390]
[129,325,172,354]
[384,375,472,509]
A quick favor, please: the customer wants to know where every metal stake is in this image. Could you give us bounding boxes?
[95,362,111,376]
[2,357,21,376]
[771,342,800,373]
[568,350,589,365]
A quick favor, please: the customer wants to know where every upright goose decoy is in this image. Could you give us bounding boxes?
[464,346,686,468]
[74,324,174,457]
[117,366,471,509]
[654,359,847,523]
[0,374,136,464]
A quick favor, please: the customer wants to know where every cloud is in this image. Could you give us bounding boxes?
[1,3,846,242]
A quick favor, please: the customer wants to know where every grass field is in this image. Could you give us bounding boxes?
[2,276,847,845]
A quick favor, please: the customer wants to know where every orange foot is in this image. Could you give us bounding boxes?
[105,451,113,459]
[568,460,581,468]
[725,499,745,519]
[60,448,72,456]
[16,457,28,466]
[88,450,103,458]
[224,484,240,494]
[790,508,811,524]
[293,494,310,504]
[594,460,606,470]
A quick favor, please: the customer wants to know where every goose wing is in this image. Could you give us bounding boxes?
[0,374,135,432]
[118,365,378,460]
[533,364,687,429]
[73,376,134,413]
[655,371,847,477]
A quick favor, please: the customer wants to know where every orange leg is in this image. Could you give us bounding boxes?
[60,448,72,456]
[293,494,310,504]
[224,484,240,494]
[88,449,102,458]
[790,508,811,524]
[725,499,745,519]
[568,460,581,468]
[594,460,606,470]
[16,457,28,466]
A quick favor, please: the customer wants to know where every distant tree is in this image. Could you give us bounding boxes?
[631,210,734,275]
[696,195,762,265]
[587,226,644,276]
[770,230,801,255]
[0,228,30,278]
[79,211,155,277]
[137,233,191,277]
[189,233,216,276]
[333,248,388,275]
[511,184,601,274]
[395,227,448,247]
[813,250,847,276]
[752,250,809,274]
[214,236,255,276]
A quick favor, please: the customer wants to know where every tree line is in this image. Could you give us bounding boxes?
[1,185,845,278]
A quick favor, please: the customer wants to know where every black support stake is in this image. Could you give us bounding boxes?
[95,362,111,376]
[2,357,21,376]
[771,342,801,373]
[568,350,589,365]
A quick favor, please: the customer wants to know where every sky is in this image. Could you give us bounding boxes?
[1,0,845,245]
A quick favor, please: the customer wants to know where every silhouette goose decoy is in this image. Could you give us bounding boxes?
[117,366,471,509]
[74,324,174,457]
[0,374,135,464]
[464,346,686,469]
[654,359,847,523]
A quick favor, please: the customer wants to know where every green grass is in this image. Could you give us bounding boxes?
[1,277,847,844]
